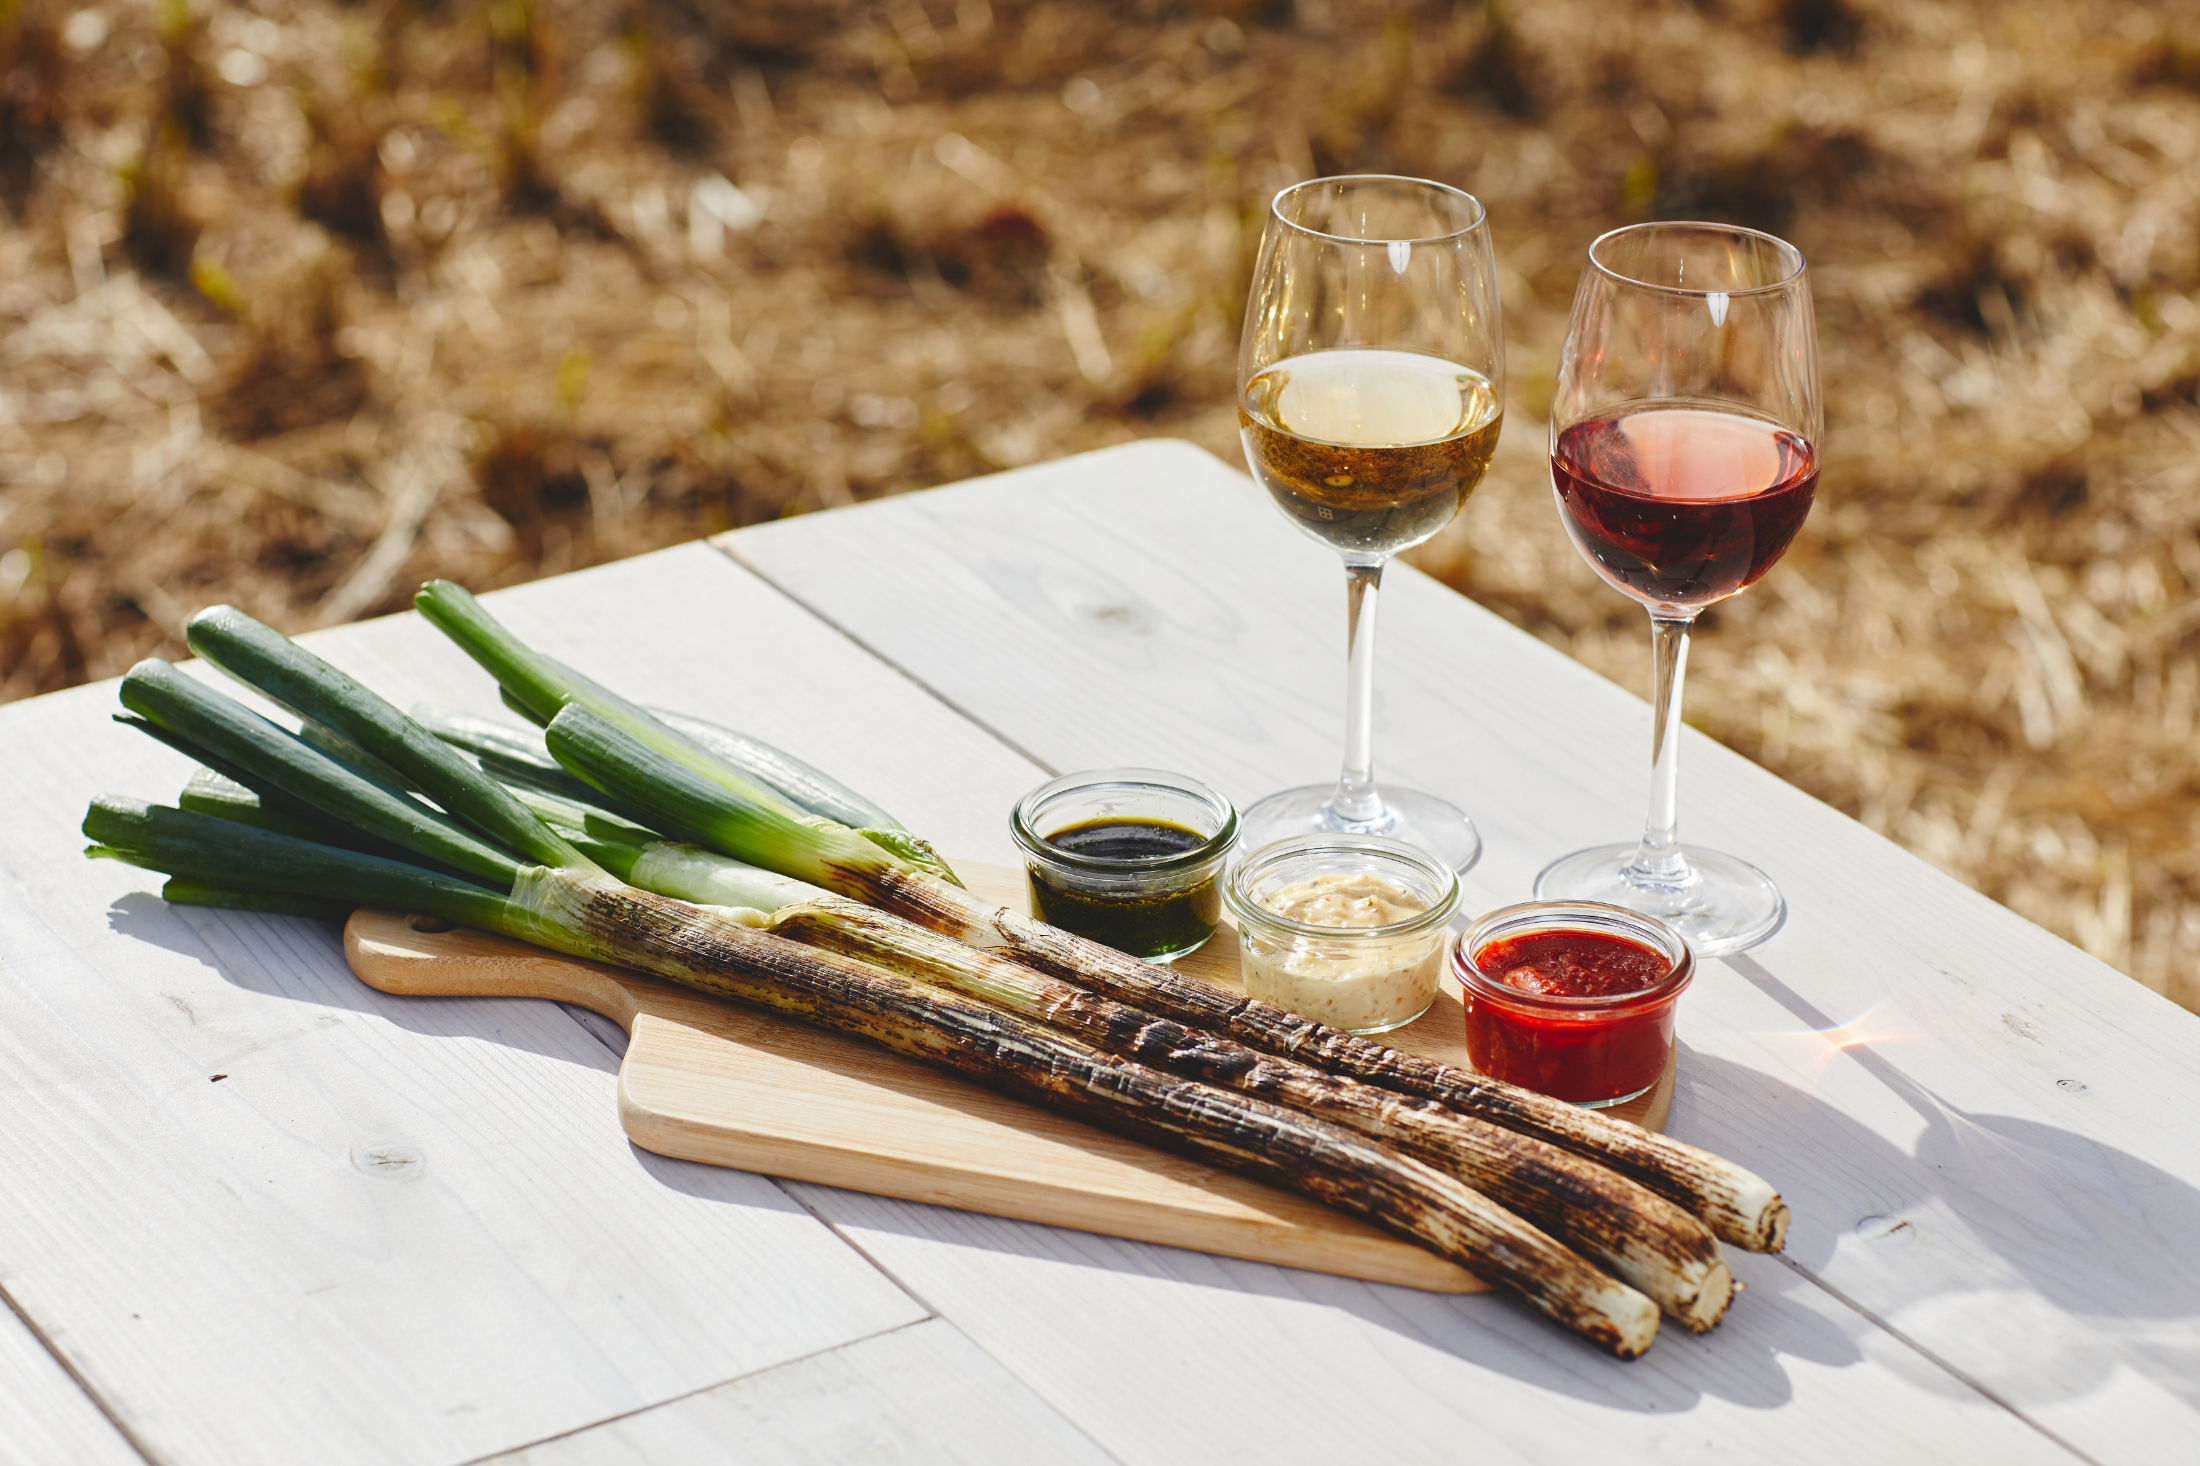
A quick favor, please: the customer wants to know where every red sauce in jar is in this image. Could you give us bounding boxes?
[1460,928,1679,1105]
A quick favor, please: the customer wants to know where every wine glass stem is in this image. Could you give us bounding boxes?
[1331,560,1386,826]
[1632,613,1697,885]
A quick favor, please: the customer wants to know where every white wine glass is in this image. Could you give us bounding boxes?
[1235,175,1505,872]
[1535,221,1822,955]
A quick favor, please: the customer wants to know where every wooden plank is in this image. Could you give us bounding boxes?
[478,1319,1116,1465]
[340,859,1670,1298]
[0,542,1069,1464]
[0,1303,144,1466]
[724,440,2200,1461]
[786,1186,2080,1466]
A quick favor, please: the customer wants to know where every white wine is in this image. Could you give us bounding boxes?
[1239,349,1502,558]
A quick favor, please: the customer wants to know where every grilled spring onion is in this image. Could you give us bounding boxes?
[415,692,954,891]
[368,755,1728,1326]
[759,894,1730,1329]
[444,762,1729,1327]
[96,611,1664,1354]
[85,801,1657,1357]
[179,768,338,842]
[534,682,1787,1256]
[977,909,1789,1254]
[647,705,904,832]
[411,706,673,836]
[411,582,962,888]
[510,785,830,915]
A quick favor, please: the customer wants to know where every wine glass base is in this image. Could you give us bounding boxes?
[1238,784,1482,874]
[1533,844,1783,957]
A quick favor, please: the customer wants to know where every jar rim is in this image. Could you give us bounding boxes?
[1010,767,1238,875]
[1453,899,1695,1010]
[1223,834,1461,940]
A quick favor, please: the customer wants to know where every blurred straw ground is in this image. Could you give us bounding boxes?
[2,0,2197,1007]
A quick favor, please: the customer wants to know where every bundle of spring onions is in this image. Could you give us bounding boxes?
[84,587,1789,1359]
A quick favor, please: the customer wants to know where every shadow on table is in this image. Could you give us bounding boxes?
[1697,952,2200,1412]
[762,957,2200,1417]
[105,893,622,1076]
[112,891,2200,1416]
[777,1168,1865,1413]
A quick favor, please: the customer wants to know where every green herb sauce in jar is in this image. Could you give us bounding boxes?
[1027,817,1224,959]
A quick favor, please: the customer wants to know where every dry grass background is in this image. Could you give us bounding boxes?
[2,0,2196,1008]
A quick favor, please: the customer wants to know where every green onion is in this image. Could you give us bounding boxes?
[88,797,515,926]
[176,768,328,840]
[410,703,669,832]
[414,582,964,887]
[119,660,524,888]
[160,878,355,923]
[647,705,905,831]
[449,613,1784,1254]
[187,606,590,874]
[82,788,1658,1356]
[759,892,1729,1330]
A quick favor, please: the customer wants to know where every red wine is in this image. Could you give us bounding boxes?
[1551,407,1816,610]
[1240,350,1502,559]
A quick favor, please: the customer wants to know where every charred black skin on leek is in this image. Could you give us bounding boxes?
[546,881,1658,1358]
[975,908,1788,1253]
[778,899,1732,1329]
[524,676,1783,1255]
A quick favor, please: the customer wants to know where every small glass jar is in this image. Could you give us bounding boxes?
[1010,768,1236,961]
[1223,835,1460,1034]
[1453,900,1694,1108]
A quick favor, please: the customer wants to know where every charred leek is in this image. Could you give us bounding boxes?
[86,606,1666,1355]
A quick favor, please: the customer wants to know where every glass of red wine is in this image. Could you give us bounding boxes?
[1235,176,1505,872]
[1536,222,1821,955]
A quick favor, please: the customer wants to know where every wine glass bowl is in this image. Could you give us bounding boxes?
[1550,409,1816,612]
[1233,175,1505,872]
[1535,222,1821,956]
[1242,351,1501,562]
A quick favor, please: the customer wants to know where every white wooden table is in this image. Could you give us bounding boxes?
[3,440,2195,1465]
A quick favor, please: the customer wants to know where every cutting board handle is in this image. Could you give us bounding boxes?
[346,909,649,1031]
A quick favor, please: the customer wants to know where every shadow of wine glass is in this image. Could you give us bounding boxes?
[1707,951,2200,1412]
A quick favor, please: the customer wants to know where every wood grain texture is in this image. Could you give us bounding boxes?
[725,439,2200,1463]
[477,1320,1116,1466]
[0,440,2187,1463]
[0,548,990,1466]
[792,1185,2080,1466]
[345,860,1672,1297]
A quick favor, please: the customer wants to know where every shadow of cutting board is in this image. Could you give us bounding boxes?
[345,860,1672,1294]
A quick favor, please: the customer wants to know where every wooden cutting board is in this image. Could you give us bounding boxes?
[344,860,1673,1294]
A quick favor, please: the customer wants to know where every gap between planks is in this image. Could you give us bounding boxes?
[767,1187,1133,1466]
[449,1316,936,1466]
[0,1272,158,1466]
[703,535,1065,782]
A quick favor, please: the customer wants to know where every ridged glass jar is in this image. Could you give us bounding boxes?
[1223,834,1459,1034]
[1010,768,1236,962]
[1453,900,1693,1107]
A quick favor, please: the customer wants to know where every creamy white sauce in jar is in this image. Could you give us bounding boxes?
[1238,872,1448,1033]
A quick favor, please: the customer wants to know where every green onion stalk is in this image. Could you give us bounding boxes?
[410,583,961,888]
[195,728,1718,1326]
[417,582,1786,1257]
[83,605,1662,1357]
